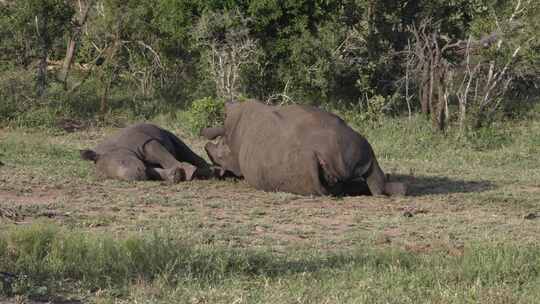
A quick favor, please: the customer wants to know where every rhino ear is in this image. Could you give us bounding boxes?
[200,126,225,140]
[80,149,99,162]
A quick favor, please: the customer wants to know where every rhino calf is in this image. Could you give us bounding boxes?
[201,100,406,196]
[81,123,214,182]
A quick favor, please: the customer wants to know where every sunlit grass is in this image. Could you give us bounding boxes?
[1,114,539,303]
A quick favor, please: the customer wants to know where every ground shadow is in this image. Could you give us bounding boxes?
[219,174,494,197]
[390,174,496,196]
[338,174,495,197]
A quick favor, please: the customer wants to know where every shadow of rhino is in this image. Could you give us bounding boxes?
[390,174,495,196]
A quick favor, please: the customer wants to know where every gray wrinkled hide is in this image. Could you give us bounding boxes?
[203,100,405,196]
[81,123,211,182]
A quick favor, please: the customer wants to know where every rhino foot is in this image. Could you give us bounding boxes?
[166,167,187,183]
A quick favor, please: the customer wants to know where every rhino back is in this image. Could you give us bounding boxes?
[220,103,305,193]
[280,105,375,179]
[229,102,376,194]
[94,123,175,157]
[227,103,328,194]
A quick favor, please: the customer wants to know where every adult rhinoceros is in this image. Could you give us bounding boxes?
[81,123,214,182]
[201,100,406,196]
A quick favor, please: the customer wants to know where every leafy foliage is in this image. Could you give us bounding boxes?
[183,96,225,135]
[0,0,538,131]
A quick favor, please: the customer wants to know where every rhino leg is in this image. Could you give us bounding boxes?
[166,130,211,169]
[147,166,187,183]
[143,139,197,181]
[189,166,225,180]
[364,158,407,196]
[293,152,334,196]
[314,152,343,196]
[364,158,387,196]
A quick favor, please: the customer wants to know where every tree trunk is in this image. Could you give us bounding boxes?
[60,0,93,89]
[436,75,446,131]
[430,72,439,130]
[61,39,77,87]
[429,69,447,131]
[420,75,430,114]
[100,78,112,115]
[36,8,50,98]
[99,40,120,116]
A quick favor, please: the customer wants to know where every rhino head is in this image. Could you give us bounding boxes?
[200,102,245,178]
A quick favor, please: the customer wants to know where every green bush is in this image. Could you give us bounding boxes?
[334,95,388,127]
[0,70,99,128]
[0,70,35,124]
[183,97,225,135]
[0,71,166,129]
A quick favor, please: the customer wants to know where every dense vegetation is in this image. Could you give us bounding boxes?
[0,0,539,132]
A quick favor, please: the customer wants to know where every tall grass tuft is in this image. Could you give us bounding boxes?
[0,223,281,296]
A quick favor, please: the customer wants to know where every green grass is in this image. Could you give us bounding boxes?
[1,224,539,303]
[1,115,540,303]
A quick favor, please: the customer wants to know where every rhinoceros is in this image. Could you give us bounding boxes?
[81,123,214,182]
[201,100,406,196]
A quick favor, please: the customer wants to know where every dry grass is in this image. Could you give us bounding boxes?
[0,117,539,303]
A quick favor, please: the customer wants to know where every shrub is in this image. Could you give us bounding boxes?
[335,95,388,127]
[0,70,35,124]
[183,97,225,135]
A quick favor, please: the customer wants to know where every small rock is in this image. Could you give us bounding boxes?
[375,235,392,245]
[524,213,538,220]
[400,206,429,216]
[403,211,414,218]
[39,211,58,218]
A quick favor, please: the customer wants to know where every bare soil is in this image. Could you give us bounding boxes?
[1,126,539,254]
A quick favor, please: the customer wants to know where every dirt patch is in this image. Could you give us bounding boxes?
[0,188,66,223]
[0,171,534,251]
[0,189,61,205]
[1,125,538,251]
[519,185,540,193]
